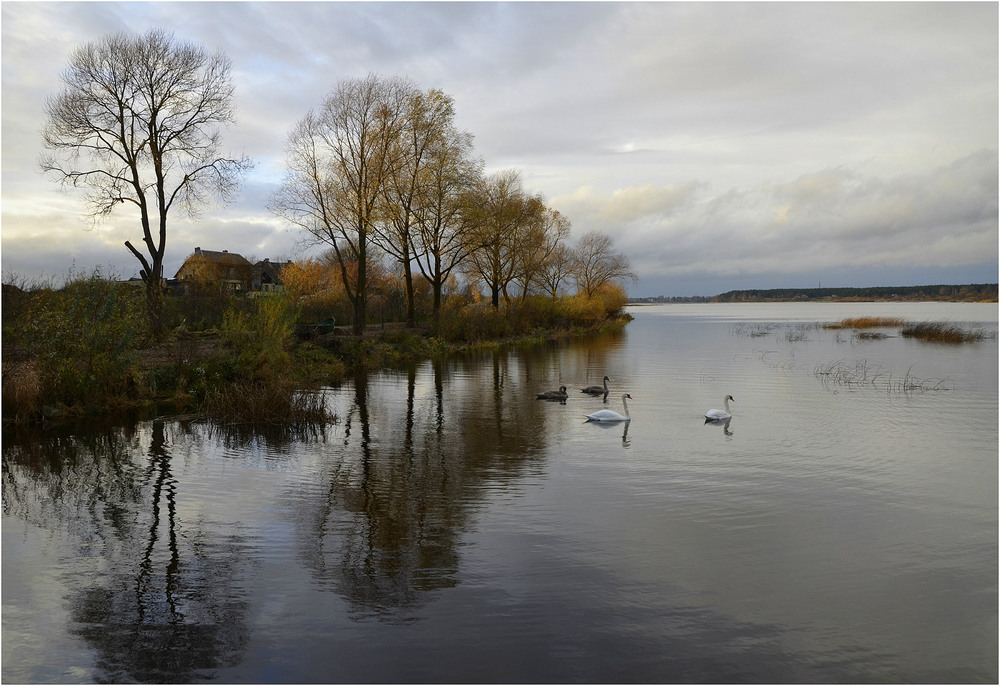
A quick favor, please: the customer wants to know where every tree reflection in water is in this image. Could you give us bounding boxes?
[297,352,551,620]
[3,420,252,683]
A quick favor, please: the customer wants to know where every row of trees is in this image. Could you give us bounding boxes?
[40,30,634,337]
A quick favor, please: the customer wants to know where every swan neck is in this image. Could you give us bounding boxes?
[622,394,630,417]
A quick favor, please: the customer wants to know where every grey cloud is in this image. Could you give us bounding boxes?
[2,2,996,296]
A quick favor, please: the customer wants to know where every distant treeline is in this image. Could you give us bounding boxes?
[629,295,714,304]
[713,284,998,303]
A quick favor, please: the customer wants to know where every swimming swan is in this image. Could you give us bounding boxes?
[585,393,632,422]
[537,385,569,400]
[581,376,611,394]
[705,395,734,420]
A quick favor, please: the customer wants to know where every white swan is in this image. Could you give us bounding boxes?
[705,395,734,420]
[537,385,568,400]
[581,375,611,394]
[585,393,632,422]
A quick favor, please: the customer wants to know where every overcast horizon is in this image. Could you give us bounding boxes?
[2,1,997,298]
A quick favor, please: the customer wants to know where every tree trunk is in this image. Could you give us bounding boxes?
[403,257,416,328]
[144,277,164,339]
[431,280,443,334]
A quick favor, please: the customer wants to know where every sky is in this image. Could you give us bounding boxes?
[2,1,997,297]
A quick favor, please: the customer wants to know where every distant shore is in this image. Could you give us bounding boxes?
[630,283,998,304]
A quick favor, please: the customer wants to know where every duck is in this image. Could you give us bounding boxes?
[581,375,611,395]
[705,395,734,420]
[537,385,568,400]
[585,393,632,422]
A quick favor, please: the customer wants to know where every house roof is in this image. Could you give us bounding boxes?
[175,247,252,278]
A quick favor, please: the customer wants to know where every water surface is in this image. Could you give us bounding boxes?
[3,302,997,683]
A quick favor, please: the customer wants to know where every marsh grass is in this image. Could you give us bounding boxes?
[824,317,906,330]
[203,381,334,425]
[814,359,952,392]
[733,322,819,341]
[823,317,995,343]
[900,322,996,343]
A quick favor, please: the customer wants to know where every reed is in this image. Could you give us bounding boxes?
[823,317,906,330]
[203,381,334,424]
[814,359,952,392]
[900,322,995,343]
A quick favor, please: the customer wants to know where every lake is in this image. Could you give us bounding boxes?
[3,302,997,683]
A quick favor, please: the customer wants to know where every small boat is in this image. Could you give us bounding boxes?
[312,317,336,335]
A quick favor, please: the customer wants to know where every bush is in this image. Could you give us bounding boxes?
[3,269,149,413]
[439,301,513,342]
[213,295,298,386]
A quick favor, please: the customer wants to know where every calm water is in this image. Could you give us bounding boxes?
[3,303,997,683]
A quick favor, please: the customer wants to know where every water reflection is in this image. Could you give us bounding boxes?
[295,353,554,620]
[704,416,734,436]
[3,421,251,682]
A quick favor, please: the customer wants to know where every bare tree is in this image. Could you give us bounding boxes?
[271,74,410,335]
[512,207,570,302]
[570,231,637,298]
[40,29,253,337]
[538,235,574,299]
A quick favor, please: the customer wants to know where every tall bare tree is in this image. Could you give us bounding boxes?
[374,88,455,327]
[570,231,638,298]
[512,207,570,302]
[539,242,574,298]
[411,116,482,331]
[40,29,252,337]
[271,74,410,334]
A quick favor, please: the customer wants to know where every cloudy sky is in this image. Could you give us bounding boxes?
[2,1,997,297]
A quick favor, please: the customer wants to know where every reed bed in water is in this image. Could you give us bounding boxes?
[814,360,953,392]
[823,317,907,329]
[900,321,996,343]
[203,381,335,425]
[823,317,995,343]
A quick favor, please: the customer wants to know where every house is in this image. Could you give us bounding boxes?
[174,247,253,293]
[252,258,293,293]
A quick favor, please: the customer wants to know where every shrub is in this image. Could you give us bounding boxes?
[213,295,298,386]
[438,301,513,342]
[4,269,149,412]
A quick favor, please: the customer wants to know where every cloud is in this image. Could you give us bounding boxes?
[1,2,996,295]
[555,150,998,285]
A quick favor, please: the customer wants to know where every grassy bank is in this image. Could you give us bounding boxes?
[2,273,630,425]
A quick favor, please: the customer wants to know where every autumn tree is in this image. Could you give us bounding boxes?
[512,207,570,301]
[570,231,637,298]
[538,242,574,298]
[374,88,457,327]
[270,74,411,335]
[40,29,252,337]
[463,170,546,308]
[410,114,482,330]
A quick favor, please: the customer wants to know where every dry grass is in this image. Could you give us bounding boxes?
[203,381,335,425]
[823,317,907,330]
[2,359,41,422]
[900,322,996,343]
[814,359,952,392]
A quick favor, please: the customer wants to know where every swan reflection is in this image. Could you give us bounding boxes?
[704,416,733,436]
[584,417,631,446]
